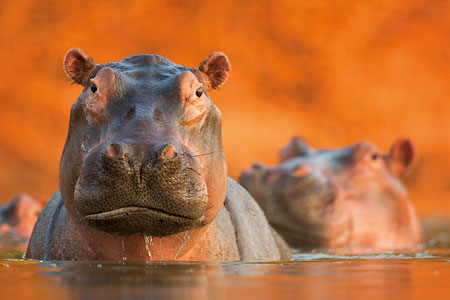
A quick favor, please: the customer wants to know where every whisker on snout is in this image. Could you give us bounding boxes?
[190,151,217,158]
[185,167,202,177]
[181,152,216,177]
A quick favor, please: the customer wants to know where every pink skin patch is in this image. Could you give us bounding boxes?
[87,67,117,118]
[179,71,207,126]
[162,145,177,159]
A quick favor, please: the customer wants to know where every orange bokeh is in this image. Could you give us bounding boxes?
[0,0,449,216]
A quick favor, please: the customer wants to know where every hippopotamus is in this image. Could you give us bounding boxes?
[0,194,42,246]
[26,49,290,261]
[239,137,424,251]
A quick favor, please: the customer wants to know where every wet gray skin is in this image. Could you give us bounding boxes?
[239,137,424,250]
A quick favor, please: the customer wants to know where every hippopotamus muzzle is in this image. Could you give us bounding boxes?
[74,140,208,236]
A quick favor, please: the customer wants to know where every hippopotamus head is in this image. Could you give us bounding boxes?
[239,137,423,249]
[60,49,230,237]
[0,194,42,239]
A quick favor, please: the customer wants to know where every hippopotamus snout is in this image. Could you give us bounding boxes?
[74,140,208,236]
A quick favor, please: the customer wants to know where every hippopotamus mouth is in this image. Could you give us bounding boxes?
[73,143,209,236]
[84,206,199,221]
[82,205,207,236]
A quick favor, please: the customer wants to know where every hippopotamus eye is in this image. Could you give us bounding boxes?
[90,82,98,93]
[195,87,203,98]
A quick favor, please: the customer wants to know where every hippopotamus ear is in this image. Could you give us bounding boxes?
[279,137,310,162]
[388,138,417,175]
[64,48,96,86]
[199,52,231,90]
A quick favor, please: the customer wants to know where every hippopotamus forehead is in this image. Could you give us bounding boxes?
[297,147,352,162]
[105,54,192,86]
[317,147,354,165]
[283,146,355,172]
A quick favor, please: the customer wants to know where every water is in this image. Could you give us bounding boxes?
[2,218,450,299]
[1,247,450,299]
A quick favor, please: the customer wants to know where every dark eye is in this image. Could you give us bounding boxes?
[90,82,98,93]
[371,153,379,160]
[195,87,203,98]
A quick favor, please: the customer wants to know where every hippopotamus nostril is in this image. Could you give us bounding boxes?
[160,144,177,160]
[292,165,311,178]
[106,143,121,158]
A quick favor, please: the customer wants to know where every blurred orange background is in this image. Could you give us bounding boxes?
[0,0,449,216]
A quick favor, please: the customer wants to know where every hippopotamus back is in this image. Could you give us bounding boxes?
[26,49,290,261]
[240,137,424,252]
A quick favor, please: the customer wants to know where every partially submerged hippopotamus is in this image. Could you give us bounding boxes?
[0,194,42,246]
[26,49,290,261]
[239,137,424,251]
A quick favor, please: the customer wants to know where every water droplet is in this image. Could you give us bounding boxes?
[144,234,153,261]
[174,230,190,260]
[159,238,163,261]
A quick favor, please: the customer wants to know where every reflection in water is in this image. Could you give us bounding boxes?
[50,262,216,299]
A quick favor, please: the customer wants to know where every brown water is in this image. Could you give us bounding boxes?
[1,248,450,299]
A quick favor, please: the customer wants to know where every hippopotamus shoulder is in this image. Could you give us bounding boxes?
[26,191,64,259]
[224,178,291,261]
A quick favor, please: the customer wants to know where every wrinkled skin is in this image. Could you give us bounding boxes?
[240,137,424,252]
[26,49,290,261]
[0,194,42,246]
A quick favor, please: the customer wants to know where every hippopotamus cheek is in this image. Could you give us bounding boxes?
[86,95,107,117]
[182,105,207,127]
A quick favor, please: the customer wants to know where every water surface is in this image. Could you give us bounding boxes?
[1,247,450,299]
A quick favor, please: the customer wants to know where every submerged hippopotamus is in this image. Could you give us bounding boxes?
[239,137,424,251]
[26,49,290,261]
[0,194,42,246]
